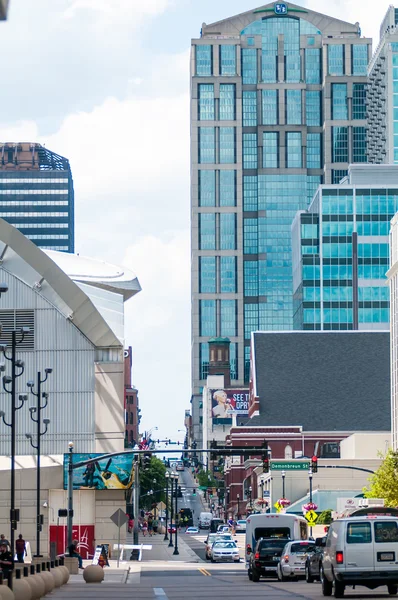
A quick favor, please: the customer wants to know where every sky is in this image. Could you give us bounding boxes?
[0,0,393,442]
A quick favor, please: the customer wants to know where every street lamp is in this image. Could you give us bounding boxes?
[168,472,175,548]
[225,487,230,521]
[173,473,179,555]
[67,441,74,548]
[281,470,286,499]
[164,472,170,541]
[26,369,52,557]
[248,486,253,509]
[237,493,240,519]
[153,478,157,518]
[0,328,29,559]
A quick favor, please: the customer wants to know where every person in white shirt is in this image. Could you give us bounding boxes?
[212,390,234,417]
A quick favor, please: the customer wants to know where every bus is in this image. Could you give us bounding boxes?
[245,513,308,568]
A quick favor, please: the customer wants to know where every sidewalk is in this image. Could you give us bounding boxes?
[128,529,200,562]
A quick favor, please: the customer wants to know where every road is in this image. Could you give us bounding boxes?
[176,467,206,524]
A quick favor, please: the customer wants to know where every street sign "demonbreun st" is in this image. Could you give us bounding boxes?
[271,461,310,471]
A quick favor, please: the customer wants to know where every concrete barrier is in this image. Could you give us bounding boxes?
[64,556,79,574]
[83,565,104,584]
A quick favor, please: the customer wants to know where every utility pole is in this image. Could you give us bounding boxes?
[133,458,140,545]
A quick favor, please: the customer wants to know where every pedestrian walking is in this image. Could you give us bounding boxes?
[148,515,153,537]
[15,534,26,563]
[0,534,9,548]
[142,520,148,537]
[128,516,134,534]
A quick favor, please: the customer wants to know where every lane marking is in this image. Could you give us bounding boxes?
[154,588,168,596]
[198,567,211,576]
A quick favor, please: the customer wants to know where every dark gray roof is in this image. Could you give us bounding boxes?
[252,331,390,431]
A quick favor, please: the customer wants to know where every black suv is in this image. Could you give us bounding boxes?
[248,538,288,582]
[305,536,326,583]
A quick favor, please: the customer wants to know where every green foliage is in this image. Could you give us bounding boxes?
[197,469,217,488]
[363,449,398,507]
[317,509,332,524]
[139,456,166,510]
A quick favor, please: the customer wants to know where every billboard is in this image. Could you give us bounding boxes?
[63,453,135,490]
[211,389,249,419]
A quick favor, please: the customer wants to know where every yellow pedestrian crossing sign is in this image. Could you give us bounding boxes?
[304,510,318,527]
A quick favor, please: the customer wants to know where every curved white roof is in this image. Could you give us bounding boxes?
[44,250,141,301]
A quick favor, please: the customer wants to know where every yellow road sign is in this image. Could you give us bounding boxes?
[307,520,317,527]
[304,510,318,523]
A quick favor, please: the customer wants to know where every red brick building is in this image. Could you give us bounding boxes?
[124,346,140,447]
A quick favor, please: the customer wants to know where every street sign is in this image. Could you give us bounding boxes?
[304,510,318,527]
[263,490,270,498]
[111,508,128,528]
[111,509,128,568]
[271,461,310,471]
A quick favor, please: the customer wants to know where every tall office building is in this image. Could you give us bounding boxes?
[190,2,371,443]
[292,164,395,331]
[368,6,398,163]
[0,143,74,252]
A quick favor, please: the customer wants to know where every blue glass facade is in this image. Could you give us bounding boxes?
[192,11,370,391]
[293,182,395,330]
[0,145,75,252]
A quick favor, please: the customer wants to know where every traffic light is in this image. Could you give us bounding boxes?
[192,488,196,496]
[143,452,152,470]
[262,457,270,473]
[311,456,318,473]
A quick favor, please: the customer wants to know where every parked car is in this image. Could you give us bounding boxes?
[186,527,199,535]
[277,540,316,581]
[168,523,177,533]
[305,537,326,583]
[321,516,398,597]
[248,538,287,582]
[236,519,247,533]
[210,540,240,563]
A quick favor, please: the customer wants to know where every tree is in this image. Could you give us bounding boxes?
[363,449,398,507]
[139,456,166,510]
[317,509,332,525]
[197,469,217,488]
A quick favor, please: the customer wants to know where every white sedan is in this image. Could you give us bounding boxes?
[210,541,240,563]
[185,527,199,535]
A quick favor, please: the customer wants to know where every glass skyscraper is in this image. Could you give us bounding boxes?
[190,2,371,443]
[0,143,74,252]
[292,165,395,331]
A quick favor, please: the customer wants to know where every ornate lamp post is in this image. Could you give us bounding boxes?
[164,472,170,541]
[168,472,175,548]
[281,470,286,499]
[26,369,52,557]
[248,485,253,509]
[237,493,240,518]
[173,473,179,555]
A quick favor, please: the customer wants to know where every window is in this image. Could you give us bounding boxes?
[199,213,216,249]
[198,84,215,121]
[220,45,236,75]
[284,445,293,459]
[199,257,216,293]
[220,213,236,250]
[353,127,367,162]
[328,45,344,75]
[374,521,398,543]
[262,89,278,125]
[347,522,372,544]
[353,84,366,119]
[305,48,321,83]
[243,175,258,211]
[199,127,215,164]
[220,127,236,164]
[243,91,257,126]
[332,127,348,163]
[244,304,258,339]
[196,45,212,76]
[286,133,302,168]
[199,300,216,336]
[129,413,134,425]
[243,133,258,169]
[352,44,368,75]
[200,342,209,379]
[244,218,258,254]
[306,91,321,126]
[220,256,237,292]
[242,48,257,84]
[286,90,302,125]
[230,342,238,379]
[263,132,279,168]
[332,169,348,184]
[220,170,236,206]
[221,300,237,336]
[332,84,348,120]
[199,170,216,206]
[220,84,236,121]
[244,261,258,296]
[307,133,321,168]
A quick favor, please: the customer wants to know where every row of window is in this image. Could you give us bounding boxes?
[303,263,387,280]
[332,83,366,120]
[0,200,69,206]
[26,234,69,240]
[0,212,69,217]
[199,256,237,293]
[199,213,237,250]
[303,307,389,323]
[199,299,237,337]
[0,178,69,184]
[199,127,236,164]
[302,286,389,302]
[9,223,69,229]
[322,191,398,215]
[199,170,236,207]
[0,189,68,194]
[196,43,368,81]
[332,127,367,163]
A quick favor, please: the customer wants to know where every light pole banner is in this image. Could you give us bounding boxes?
[63,453,135,490]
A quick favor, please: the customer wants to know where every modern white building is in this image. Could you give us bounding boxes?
[388,213,398,450]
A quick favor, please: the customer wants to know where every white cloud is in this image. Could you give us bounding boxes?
[123,231,191,436]
[62,0,172,23]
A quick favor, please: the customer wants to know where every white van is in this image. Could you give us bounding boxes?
[245,513,308,569]
[199,512,212,529]
[321,516,398,597]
